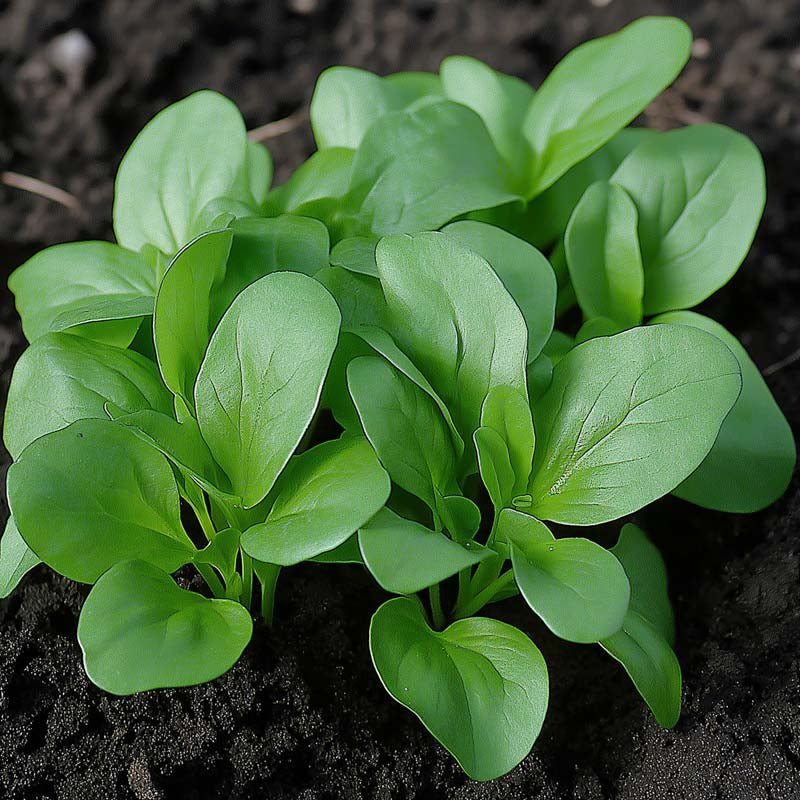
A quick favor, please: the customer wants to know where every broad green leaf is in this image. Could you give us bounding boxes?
[344,101,518,237]
[652,311,795,512]
[240,436,390,565]
[78,559,252,694]
[481,385,535,493]
[541,330,574,364]
[528,325,742,524]
[113,91,249,254]
[527,353,553,400]
[440,56,534,185]
[321,332,374,431]
[330,236,378,276]
[503,510,630,643]
[154,229,233,407]
[474,426,515,510]
[524,127,657,248]
[8,420,192,583]
[565,181,644,327]
[360,508,488,594]
[110,408,229,497]
[311,67,440,150]
[242,140,273,207]
[442,221,557,361]
[195,272,340,508]
[436,494,482,543]
[315,267,389,331]
[194,528,241,584]
[265,147,355,220]
[9,241,156,346]
[377,232,528,443]
[0,516,40,598]
[611,125,766,313]
[601,611,681,727]
[3,333,172,459]
[310,534,363,565]
[370,596,548,781]
[575,316,625,344]
[524,17,691,196]
[348,356,459,512]
[611,524,674,644]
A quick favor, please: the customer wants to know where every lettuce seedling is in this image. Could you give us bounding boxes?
[0,13,794,783]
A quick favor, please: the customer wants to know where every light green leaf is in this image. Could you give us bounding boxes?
[194,528,241,584]
[376,231,528,443]
[652,311,795,512]
[0,516,40,598]
[481,385,534,493]
[316,267,389,331]
[242,140,273,207]
[435,494,482,543]
[240,436,390,565]
[330,236,378,276]
[440,56,534,184]
[154,229,233,407]
[9,241,156,346]
[565,181,644,327]
[524,17,692,195]
[359,508,489,594]
[528,325,742,524]
[442,221,557,362]
[310,534,363,565]
[575,316,625,344]
[370,596,548,781]
[195,272,340,508]
[8,420,192,583]
[344,101,518,237]
[78,559,252,694]
[348,355,459,513]
[601,611,682,727]
[503,510,630,643]
[3,333,172,459]
[474,426,515,510]
[311,67,440,150]
[611,124,766,313]
[113,91,250,254]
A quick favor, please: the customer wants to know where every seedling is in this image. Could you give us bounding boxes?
[1,15,793,782]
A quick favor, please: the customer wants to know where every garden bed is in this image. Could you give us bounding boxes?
[1,1,799,798]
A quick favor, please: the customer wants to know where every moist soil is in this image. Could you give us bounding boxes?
[1,1,800,798]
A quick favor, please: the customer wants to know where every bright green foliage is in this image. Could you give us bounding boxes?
[3,16,792,783]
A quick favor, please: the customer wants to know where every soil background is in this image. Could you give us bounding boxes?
[1,1,799,798]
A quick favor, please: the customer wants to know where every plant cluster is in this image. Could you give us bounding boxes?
[1,16,794,780]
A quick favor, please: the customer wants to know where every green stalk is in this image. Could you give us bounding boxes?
[429,583,446,630]
[452,570,517,620]
[258,563,281,625]
[194,562,226,599]
[240,552,254,610]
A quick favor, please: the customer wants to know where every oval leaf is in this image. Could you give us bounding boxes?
[8,420,192,583]
[78,559,252,694]
[527,325,742,524]
[195,272,341,508]
[370,596,548,781]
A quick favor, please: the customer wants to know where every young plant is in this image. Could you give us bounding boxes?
[0,13,794,783]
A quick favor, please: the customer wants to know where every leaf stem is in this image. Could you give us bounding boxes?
[258,563,281,625]
[452,570,517,620]
[429,583,446,630]
[455,567,471,610]
[240,552,254,610]
[194,562,226,599]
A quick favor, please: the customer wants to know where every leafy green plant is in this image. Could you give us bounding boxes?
[1,14,794,783]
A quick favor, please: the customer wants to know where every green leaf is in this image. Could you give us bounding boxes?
[503,510,630,643]
[611,124,766,313]
[370,596,548,781]
[652,311,795,512]
[113,91,250,254]
[195,272,340,508]
[194,528,241,584]
[0,516,40,598]
[315,267,389,331]
[481,386,534,493]
[242,140,273,208]
[440,56,534,184]
[344,101,518,237]
[154,229,233,407]
[330,236,378,277]
[311,66,440,150]
[435,494,482,543]
[611,524,674,644]
[527,353,553,400]
[600,611,681,728]
[359,508,489,594]
[348,356,459,513]
[9,241,156,346]
[565,181,644,327]
[524,17,691,195]
[310,534,363,564]
[376,231,528,444]
[3,333,172,459]
[575,316,625,344]
[474,426,515,510]
[240,436,389,565]
[527,325,742,524]
[442,221,557,362]
[110,408,230,497]
[8,420,192,583]
[78,559,252,694]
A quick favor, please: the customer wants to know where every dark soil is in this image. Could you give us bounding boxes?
[1,1,800,798]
